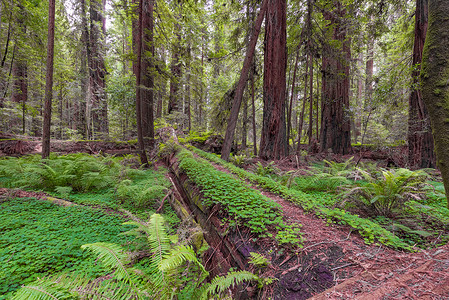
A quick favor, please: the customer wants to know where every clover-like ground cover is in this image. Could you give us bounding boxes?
[0,198,133,299]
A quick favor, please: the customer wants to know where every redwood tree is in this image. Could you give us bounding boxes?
[89,0,108,137]
[141,0,155,143]
[421,0,449,207]
[408,0,435,169]
[259,0,288,160]
[319,3,351,155]
[134,0,149,165]
[42,0,56,159]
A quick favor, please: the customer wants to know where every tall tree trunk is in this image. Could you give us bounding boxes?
[141,0,154,144]
[185,43,191,132]
[168,2,182,121]
[221,0,268,161]
[297,61,309,152]
[42,0,56,159]
[308,54,314,145]
[79,0,88,138]
[259,0,287,160]
[408,0,435,169]
[242,96,248,149]
[287,49,300,150]
[421,0,449,207]
[319,4,352,155]
[134,0,149,166]
[251,64,257,156]
[156,46,166,119]
[354,52,363,143]
[89,0,108,137]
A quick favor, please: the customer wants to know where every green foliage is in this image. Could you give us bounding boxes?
[341,168,429,216]
[116,179,168,209]
[190,146,412,250]
[294,158,357,192]
[276,224,304,247]
[0,198,132,299]
[230,154,250,167]
[13,214,263,300]
[248,252,269,268]
[0,153,126,193]
[177,150,303,247]
[252,161,278,178]
[200,271,258,300]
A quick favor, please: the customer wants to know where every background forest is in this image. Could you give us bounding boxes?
[0,0,430,163]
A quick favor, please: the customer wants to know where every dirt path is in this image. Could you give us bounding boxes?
[207,160,449,299]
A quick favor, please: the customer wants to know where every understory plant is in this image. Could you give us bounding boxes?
[12,214,263,300]
[294,157,357,192]
[0,153,141,193]
[340,168,429,216]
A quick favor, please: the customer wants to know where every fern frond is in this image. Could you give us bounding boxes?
[159,245,204,273]
[12,277,77,300]
[81,243,131,281]
[201,271,258,300]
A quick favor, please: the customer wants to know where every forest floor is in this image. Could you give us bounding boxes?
[1,133,449,299]
[201,155,449,299]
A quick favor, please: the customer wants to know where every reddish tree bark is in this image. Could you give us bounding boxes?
[134,0,149,166]
[168,2,182,117]
[141,0,154,143]
[42,0,56,159]
[259,0,288,160]
[319,3,352,155]
[89,0,108,137]
[221,0,268,161]
[408,0,435,168]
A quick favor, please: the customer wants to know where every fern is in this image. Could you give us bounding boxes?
[248,252,269,268]
[11,276,81,300]
[200,271,258,300]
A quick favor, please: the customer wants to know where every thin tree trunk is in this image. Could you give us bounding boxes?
[242,96,248,149]
[251,66,257,156]
[316,64,320,141]
[185,43,191,132]
[134,0,148,166]
[1,12,12,68]
[78,0,88,138]
[297,61,309,152]
[308,54,314,145]
[287,49,300,151]
[221,0,268,161]
[42,0,56,159]
[168,2,182,119]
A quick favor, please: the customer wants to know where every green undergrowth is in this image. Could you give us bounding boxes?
[177,149,303,246]
[0,153,176,222]
[189,146,412,250]
[0,198,134,299]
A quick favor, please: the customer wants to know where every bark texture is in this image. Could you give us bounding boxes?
[134,0,149,165]
[319,4,351,155]
[89,0,108,137]
[408,0,435,169]
[141,0,154,142]
[259,0,288,160]
[421,0,449,207]
[42,0,56,158]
